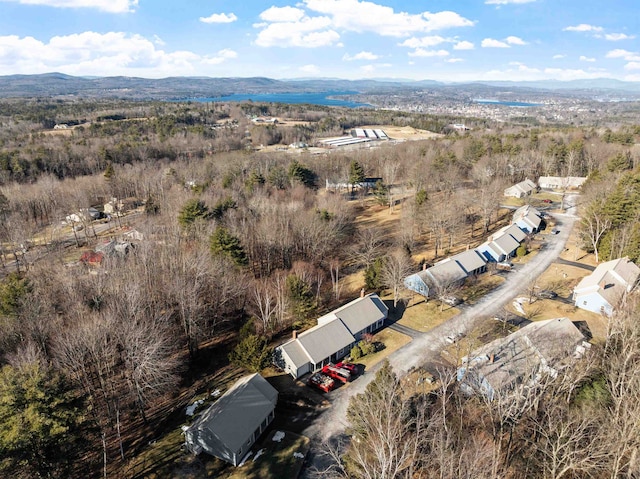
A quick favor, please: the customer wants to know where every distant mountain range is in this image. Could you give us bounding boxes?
[0,72,639,100]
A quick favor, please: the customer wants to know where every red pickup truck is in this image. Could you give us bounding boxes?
[322,363,351,383]
[308,372,336,393]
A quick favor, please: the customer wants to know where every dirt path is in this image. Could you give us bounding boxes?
[301,195,580,476]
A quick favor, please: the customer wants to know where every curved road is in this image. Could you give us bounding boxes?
[302,196,579,474]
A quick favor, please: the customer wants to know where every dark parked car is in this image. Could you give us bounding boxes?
[536,290,558,299]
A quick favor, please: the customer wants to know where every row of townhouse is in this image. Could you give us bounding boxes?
[504,176,587,198]
[274,293,389,379]
[405,205,545,298]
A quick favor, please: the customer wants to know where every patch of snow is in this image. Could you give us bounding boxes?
[238,451,253,467]
[185,399,204,416]
[513,297,527,315]
[253,448,266,462]
[180,425,189,433]
[211,389,221,397]
[293,452,305,459]
[272,431,285,442]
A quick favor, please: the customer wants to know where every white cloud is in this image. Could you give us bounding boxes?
[259,6,305,22]
[624,62,640,71]
[605,33,635,41]
[408,48,449,57]
[0,32,237,77]
[445,58,464,63]
[505,35,527,45]
[199,13,237,24]
[482,38,510,48]
[606,49,640,61]
[299,64,319,74]
[399,36,446,48]
[485,0,537,4]
[563,24,603,33]
[254,16,339,47]
[552,54,565,59]
[453,40,474,50]
[303,0,474,36]
[1,0,137,12]
[343,51,379,61]
[579,55,595,62]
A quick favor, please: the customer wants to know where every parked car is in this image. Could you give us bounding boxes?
[445,332,465,344]
[496,262,513,271]
[542,199,552,203]
[307,373,336,393]
[551,228,560,234]
[336,361,358,376]
[441,296,462,306]
[536,290,558,299]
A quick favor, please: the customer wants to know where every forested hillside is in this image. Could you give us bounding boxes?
[0,98,639,478]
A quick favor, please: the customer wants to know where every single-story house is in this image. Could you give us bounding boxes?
[450,249,487,276]
[497,223,528,243]
[573,257,640,316]
[477,231,520,262]
[512,205,543,234]
[185,373,277,466]
[504,179,537,198]
[317,293,388,340]
[458,318,586,400]
[275,293,388,379]
[404,259,468,298]
[538,176,587,190]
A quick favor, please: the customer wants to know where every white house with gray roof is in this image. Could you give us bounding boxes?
[512,204,543,234]
[504,178,537,198]
[275,293,388,379]
[573,257,640,316]
[450,249,487,276]
[185,373,277,466]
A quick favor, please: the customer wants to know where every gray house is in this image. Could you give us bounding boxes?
[458,318,586,400]
[185,373,278,466]
[275,293,388,379]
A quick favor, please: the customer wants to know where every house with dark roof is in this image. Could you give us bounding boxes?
[458,318,586,400]
[573,257,640,316]
[275,293,388,379]
[185,373,277,466]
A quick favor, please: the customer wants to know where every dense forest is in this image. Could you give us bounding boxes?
[0,98,639,478]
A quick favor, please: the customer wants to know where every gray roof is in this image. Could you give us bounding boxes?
[512,205,542,228]
[427,258,468,285]
[464,318,584,394]
[190,374,277,452]
[499,224,528,243]
[452,249,487,274]
[332,294,388,335]
[492,233,520,255]
[279,339,311,370]
[575,257,640,307]
[297,319,355,364]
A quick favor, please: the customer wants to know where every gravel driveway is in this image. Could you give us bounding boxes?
[302,196,579,474]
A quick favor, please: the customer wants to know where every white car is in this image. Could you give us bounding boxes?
[445,332,465,344]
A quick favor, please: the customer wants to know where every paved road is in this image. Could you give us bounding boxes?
[301,195,580,475]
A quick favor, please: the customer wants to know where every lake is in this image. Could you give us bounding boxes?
[185,91,370,108]
[474,99,542,107]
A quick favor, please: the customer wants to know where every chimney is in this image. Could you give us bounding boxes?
[360,288,365,298]
[423,262,427,271]
[489,353,495,363]
[292,330,297,340]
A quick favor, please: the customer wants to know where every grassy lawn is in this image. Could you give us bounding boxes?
[357,328,412,371]
[226,431,309,479]
[392,295,458,333]
[463,275,505,304]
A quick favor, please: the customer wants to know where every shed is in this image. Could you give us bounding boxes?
[185,373,277,466]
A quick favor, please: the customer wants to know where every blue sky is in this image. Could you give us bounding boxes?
[0,0,639,82]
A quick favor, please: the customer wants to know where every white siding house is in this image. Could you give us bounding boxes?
[275,293,388,379]
[504,179,537,198]
[573,257,640,315]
